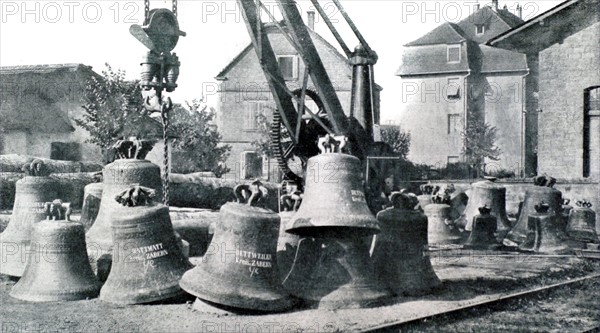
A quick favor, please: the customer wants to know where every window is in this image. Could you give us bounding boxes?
[447,78,461,99]
[244,101,266,131]
[475,24,485,35]
[448,114,461,135]
[277,55,298,80]
[447,45,461,63]
[447,156,460,164]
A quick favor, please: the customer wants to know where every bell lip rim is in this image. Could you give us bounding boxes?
[99,286,186,305]
[9,288,101,302]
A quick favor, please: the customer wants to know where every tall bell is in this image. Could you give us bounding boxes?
[86,139,161,258]
[373,192,440,295]
[286,150,379,236]
[180,182,294,312]
[517,202,569,253]
[424,202,462,246]
[0,160,61,277]
[10,200,100,302]
[464,206,498,249]
[282,136,391,309]
[566,200,598,242]
[504,176,562,247]
[454,178,510,238]
[79,177,103,231]
[99,186,191,304]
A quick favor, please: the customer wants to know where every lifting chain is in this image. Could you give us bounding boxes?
[144,0,177,22]
[160,103,170,206]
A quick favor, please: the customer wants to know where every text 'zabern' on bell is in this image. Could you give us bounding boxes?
[99,186,192,305]
[0,160,61,277]
[180,181,294,313]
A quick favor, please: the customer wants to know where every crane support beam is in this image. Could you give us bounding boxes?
[276,0,349,134]
[237,0,298,143]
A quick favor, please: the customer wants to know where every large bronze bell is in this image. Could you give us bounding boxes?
[424,199,462,246]
[464,206,498,249]
[517,202,569,253]
[0,160,61,277]
[504,176,562,247]
[566,200,598,242]
[99,186,191,304]
[10,200,100,302]
[456,178,511,238]
[286,146,379,236]
[373,192,440,295]
[282,136,391,309]
[86,139,161,258]
[180,182,294,312]
[79,176,103,231]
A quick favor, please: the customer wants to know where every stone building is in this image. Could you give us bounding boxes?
[489,0,600,179]
[396,1,530,175]
[214,13,380,177]
[0,64,103,163]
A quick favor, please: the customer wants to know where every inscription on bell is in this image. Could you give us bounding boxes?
[235,250,273,268]
[351,190,366,203]
[24,202,46,213]
[130,243,169,261]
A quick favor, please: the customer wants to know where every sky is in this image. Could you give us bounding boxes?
[0,0,563,123]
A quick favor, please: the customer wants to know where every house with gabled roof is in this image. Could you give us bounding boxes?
[0,64,104,163]
[214,12,381,178]
[489,0,600,179]
[396,1,531,176]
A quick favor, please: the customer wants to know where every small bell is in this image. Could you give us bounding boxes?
[464,205,498,249]
[566,200,598,243]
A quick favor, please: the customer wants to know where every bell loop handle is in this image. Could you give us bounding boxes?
[44,200,71,221]
[234,184,251,204]
[576,200,593,208]
[114,185,157,207]
[22,159,50,177]
[389,191,412,210]
[317,134,348,154]
[234,181,268,207]
[563,199,571,206]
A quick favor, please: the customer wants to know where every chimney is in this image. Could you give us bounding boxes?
[307,10,315,30]
[517,4,523,18]
[492,0,498,11]
[474,3,481,11]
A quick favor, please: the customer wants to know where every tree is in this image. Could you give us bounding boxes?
[168,100,231,176]
[75,64,161,159]
[380,126,411,159]
[462,108,501,177]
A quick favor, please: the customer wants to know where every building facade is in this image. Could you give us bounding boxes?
[489,0,600,179]
[396,2,530,175]
[214,15,380,176]
[0,64,104,163]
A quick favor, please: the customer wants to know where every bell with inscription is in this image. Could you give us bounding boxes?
[283,135,392,309]
[504,176,562,247]
[79,173,103,231]
[179,182,294,312]
[456,178,512,239]
[99,186,191,304]
[10,200,101,302]
[0,160,61,277]
[566,200,598,243]
[86,139,161,258]
[373,192,440,295]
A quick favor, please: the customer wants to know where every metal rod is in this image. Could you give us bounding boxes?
[309,0,352,58]
[295,68,311,140]
[330,0,372,54]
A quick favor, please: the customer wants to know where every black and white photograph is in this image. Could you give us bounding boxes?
[0,0,599,331]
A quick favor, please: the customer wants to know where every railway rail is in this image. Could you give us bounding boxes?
[358,272,600,333]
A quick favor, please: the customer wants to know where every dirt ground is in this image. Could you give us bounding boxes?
[1,250,598,333]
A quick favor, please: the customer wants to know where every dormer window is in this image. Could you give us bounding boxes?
[447,45,461,63]
[476,24,485,35]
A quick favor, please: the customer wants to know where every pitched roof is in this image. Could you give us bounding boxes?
[456,6,523,44]
[405,22,467,46]
[0,63,97,76]
[396,42,471,77]
[488,0,599,53]
[479,45,528,73]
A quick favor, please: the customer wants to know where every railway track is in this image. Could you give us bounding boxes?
[358,272,600,333]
